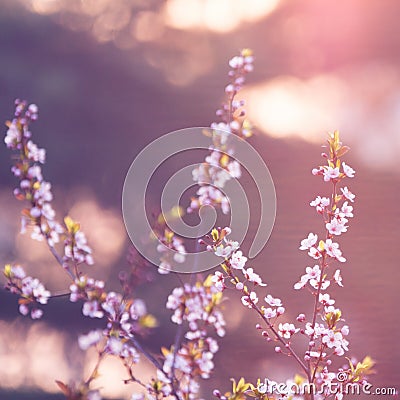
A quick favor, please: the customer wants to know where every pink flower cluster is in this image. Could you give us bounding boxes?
[4,264,50,319]
[4,100,94,283]
[188,49,254,215]
[5,100,64,248]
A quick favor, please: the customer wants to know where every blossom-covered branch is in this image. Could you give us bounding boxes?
[206,132,374,400]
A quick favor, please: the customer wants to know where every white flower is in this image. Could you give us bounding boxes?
[319,293,335,306]
[107,337,123,355]
[323,166,340,182]
[340,201,353,218]
[278,323,299,339]
[326,217,348,236]
[130,299,147,320]
[264,294,282,307]
[308,246,322,259]
[230,250,247,270]
[31,308,43,319]
[205,150,221,167]
[299,233,318,250]
[322,330,344,349]
[11,265,26,279]
[78,330,102,350]
[82,300,103,318]
[263,307,277,319]
[4,123,21,148]
[227,161,241,178]
[214,169,230,188]
[334,269,343,287]
[324,239,346,262]
[211,271,225,291]
[173,252,185,263]
[214,244,233,258]
[340,186,355,202]
[26,140,46,163]
[241,291,258,308]
[342,162,355,178]
[243,268,266,286]
[341,325,350,336]
[310,196,330,212]
[229,55,244,68]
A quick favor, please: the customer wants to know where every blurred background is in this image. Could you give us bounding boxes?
[0,0,399,398]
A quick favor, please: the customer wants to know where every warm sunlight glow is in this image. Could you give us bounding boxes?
[29,0,61,15]
[84,349,156,399]
[163,0,281,33]
[69,194,126,277]
[244,64,400,170]
[244,75,348,142]
[0,320,76,392]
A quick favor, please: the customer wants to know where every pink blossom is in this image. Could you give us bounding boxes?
[294,265,321,290]
[294,274,309,290]
[296,313,306,322]
[342,162,355,178]
[230,250,247,270]
[310,278,330,290]
[326,217,348,236]
[264,294,282,307]
[322,330,348,354]
[309,350,326,358]
[205,150,221,167]
[30,308,43,319]
[211,271,225,291]
[263,307,277,319]
[278,323,299,339]
[18,304,29,316]
[310,196,330,213]
[129,299,146,320]
[82,300,104,319]
[304,322,327,338]
[308,246,323,259]
[276,306,285,315]
[341,325,350,336]
[243,268,266,286]
[214,244,233,258]
[26,140,46,163]
[11,265,26,279]
[299,233,318,250]
[20,276,50,304]
[227,161,241,178]
[106,337,124,355]
[340,201,354,218]
[340,186,356,202]
[241,291,258,308]
[78,330,102,350]
[229,55,244,69]
[312,166,324,176]
[324,239,346,262]
[4,123,21,148]
[319,293,335,306]
[323,166,340,182]
[334,269,343,287]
